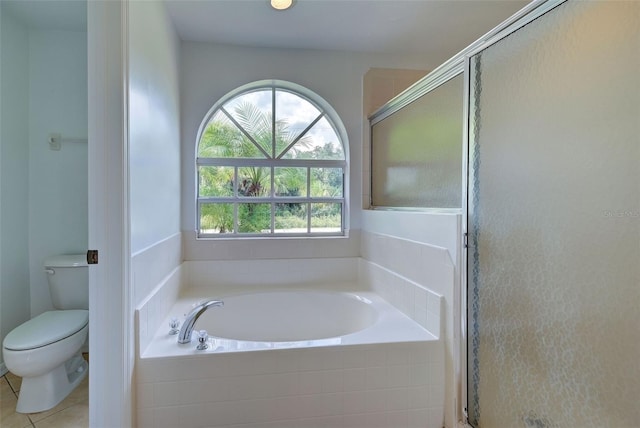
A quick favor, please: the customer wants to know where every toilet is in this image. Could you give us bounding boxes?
[2,254,89,414]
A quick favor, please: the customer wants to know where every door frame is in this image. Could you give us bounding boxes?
[87,1,132,426]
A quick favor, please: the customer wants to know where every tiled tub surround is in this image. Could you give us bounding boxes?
[359,231,454,331]
[137,341,444,428]
[360,229,457,428]
[136,258,445,428]
[132,232,182,308]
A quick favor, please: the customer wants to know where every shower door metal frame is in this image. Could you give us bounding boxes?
[461,0,567,426]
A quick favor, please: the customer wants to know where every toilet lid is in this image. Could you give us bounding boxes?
[3,310,89,351]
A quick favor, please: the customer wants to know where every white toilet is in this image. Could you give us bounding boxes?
[2,254,89,414]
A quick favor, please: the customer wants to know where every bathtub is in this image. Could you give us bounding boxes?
[143,288,435,357]
[137,283,445,428]
[189,290,377,342]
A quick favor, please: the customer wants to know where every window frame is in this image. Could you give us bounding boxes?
[368,70,464,211]
[195,80,349,238]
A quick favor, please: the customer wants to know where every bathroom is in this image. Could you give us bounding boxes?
[0,0,89,426]
[2,1,639,428]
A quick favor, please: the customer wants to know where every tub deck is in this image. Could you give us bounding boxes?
[140,285,437,359]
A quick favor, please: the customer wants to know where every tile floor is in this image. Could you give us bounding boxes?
[0,354,88,428]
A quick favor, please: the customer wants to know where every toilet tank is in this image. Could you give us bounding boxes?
[44,255,89,310]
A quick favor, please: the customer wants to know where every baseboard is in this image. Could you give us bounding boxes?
[0,362,7,377]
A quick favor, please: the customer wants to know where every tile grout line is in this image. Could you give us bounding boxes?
[3,375,17,397]
[3,374,32,427]
[2,375,33,428]
[3,365,89,427]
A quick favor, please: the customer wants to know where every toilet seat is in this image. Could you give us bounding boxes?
[3,310,88,351]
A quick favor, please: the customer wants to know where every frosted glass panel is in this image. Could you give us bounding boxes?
[371,74,463,208]
[468,2,640,427]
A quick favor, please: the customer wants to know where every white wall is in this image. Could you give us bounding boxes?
[0,5,31,371]
[129,1,181,256]
[180,42,433,260]
[129,2,182,306]
[28,29,88,316]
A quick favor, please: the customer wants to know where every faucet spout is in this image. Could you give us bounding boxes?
[177,299,224,344]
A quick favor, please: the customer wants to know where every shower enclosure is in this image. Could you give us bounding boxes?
[467,1,639,427]
[371,0,638,426]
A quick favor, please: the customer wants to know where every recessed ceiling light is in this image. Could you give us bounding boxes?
[270,0,294,11]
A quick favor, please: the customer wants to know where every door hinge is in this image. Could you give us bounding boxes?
[86,250,99,265]
[464,233,469,248]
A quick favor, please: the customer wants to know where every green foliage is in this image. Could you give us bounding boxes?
[198,118,260,158]
[296,141,344,160]
[311,203,342,228]
[238,167,269,197]
[200,203,233,234]
[199,166,233,198]
[197,100,344,234]
[238,203,270,233]
[274,167,305,197]
[275,204,307,231]
[311,168,343,198]
[311,214,342,228]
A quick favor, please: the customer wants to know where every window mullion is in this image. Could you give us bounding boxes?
[221,107,271,159]
[272,86,276,159]
[234,167,238,198]
[270,166,275,198]
[276,113,325,160]
[198,157,345,169]
[233,167,238,233]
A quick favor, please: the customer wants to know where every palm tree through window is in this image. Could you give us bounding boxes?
[196,81,348,237]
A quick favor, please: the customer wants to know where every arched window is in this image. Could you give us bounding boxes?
[196,80,348,237]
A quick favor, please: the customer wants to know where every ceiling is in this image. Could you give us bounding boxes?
[165,0,530,60]
[2,0,530,63]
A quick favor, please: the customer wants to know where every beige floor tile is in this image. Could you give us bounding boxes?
[32,401,88,428]
[1,376,15,397]
[27,375,89,423]
[0,377,32,428]
[5,371,22,393]
[2,355,88,426]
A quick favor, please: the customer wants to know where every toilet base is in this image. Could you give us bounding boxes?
[16,353,87,414]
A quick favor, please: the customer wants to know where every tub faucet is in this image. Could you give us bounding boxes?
[177,299,224,344]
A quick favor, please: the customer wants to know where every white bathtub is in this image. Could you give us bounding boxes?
[142,287,436,357]
[194,290,378,342]
[137,283,445,428]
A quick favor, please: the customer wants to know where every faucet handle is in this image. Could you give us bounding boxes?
[196,330,209,350]
[168,317,180,335]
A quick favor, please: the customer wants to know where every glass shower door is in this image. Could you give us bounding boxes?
[467,1,640,427]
